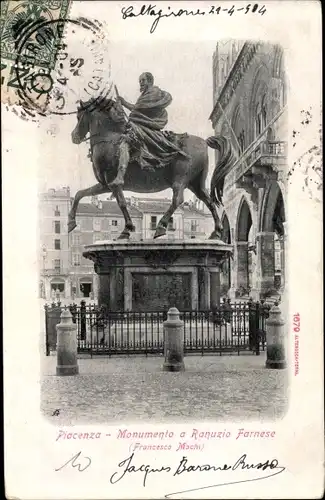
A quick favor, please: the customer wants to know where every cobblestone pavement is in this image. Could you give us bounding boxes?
[41,353,288,424]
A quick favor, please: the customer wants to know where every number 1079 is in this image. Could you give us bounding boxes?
[293,313,300,333]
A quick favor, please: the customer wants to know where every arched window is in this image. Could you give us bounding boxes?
[255,102,262,137]
[267,127,275,141]
[220,63,225,85]
[261,95,267,129]
[232,106,245,154]
[232,42,237,63]
[238,130,245,153]
[226,55,230,74]
[255,95,267,137]
[279,83,283,108]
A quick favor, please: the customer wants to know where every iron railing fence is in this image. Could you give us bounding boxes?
[45,300,270,357]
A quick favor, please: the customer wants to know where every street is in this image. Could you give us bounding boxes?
[41,353,287,424]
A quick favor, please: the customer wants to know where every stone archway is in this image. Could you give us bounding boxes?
[220,213,231,295]
[236,198,253,296]
[247,225,256,292]
[259,181,286,293]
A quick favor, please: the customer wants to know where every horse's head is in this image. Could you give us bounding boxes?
[71,97,126,144]
[71,100,90,144]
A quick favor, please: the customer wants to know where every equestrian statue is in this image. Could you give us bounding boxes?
[69,71,236,239]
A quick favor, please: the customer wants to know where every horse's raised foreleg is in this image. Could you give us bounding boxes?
[68,183,109,233]
[110,186,135,240]
[188,182,223,240]
[154,182,185,239]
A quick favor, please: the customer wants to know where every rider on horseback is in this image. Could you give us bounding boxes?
[108,72,187,188]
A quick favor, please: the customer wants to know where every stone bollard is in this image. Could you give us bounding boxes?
[265,302,286,369]
[56,309,79,376]
[163,307,185,372]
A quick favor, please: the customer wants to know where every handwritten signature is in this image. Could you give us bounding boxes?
[165,454,285,497]
[121,4,267,34]
[55,451,91,472]
[56,451,285,495]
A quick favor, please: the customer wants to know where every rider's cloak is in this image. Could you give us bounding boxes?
[123,85,189,170]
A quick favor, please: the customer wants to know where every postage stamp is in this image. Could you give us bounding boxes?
[1,0,71,68]
[1,0,112,117]
[1,0,71,111]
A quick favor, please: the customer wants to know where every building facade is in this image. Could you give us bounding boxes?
[39,187,71,300]
[128,197,214,240]
[210,41,287,300]
[69,199,143,299]
[39,190,214,300]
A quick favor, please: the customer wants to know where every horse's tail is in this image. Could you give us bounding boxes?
[206,135,237,207]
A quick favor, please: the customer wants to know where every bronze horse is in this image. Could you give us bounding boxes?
[69,98,234,239]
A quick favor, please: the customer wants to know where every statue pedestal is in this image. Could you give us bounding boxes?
[83,239,232,312]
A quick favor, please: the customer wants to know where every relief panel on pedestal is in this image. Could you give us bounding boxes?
[132,273,192,311]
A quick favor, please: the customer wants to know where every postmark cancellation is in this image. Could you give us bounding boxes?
[1,0,111,118]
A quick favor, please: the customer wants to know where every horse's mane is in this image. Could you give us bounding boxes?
[79,96,115,115]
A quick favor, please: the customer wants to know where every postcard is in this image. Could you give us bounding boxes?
[2,0,323,498]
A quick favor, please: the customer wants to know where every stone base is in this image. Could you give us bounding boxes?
[83,239,233,312]
[163,361,185,372]
[265,359,286,369]
[56,365,79,376]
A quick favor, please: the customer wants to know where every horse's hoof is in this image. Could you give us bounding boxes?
[153,226,166,239]
[209,230,222,240]
[117,231,130,240]
[107,179,125,190]
[68,220,77,233]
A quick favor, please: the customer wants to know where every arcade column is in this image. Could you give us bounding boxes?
[256,231,275,292]
[281,222,288,313]
[282,222,288,288]
[235,242,249,290]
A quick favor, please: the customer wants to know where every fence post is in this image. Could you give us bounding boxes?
[163,307,185,372]
[56,309,79,376]
[265,302,286,369]
[225,299,232,324]
[255,301,260,356]
[80,300,86,341]
[260,299,269,349]
[248,298,255,351]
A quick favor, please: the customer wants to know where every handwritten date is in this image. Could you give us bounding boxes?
[121,4,267,34]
